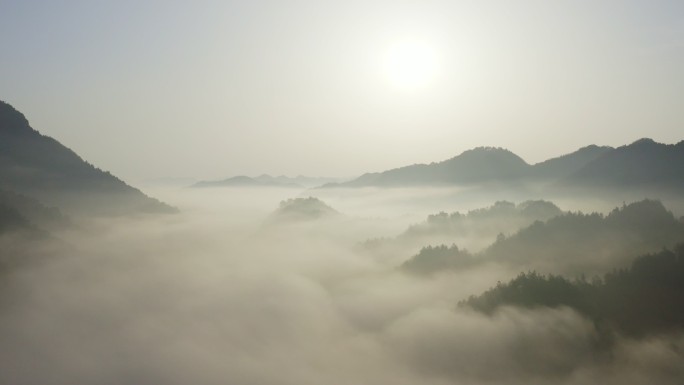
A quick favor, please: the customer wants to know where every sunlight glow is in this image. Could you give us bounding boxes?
[383,39,439,90]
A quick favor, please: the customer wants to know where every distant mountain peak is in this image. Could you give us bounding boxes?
[451,146,526,161]
[455,146,522,159]
[469,146,512,152]
[630,138,657,146]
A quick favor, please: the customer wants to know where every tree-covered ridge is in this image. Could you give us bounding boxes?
[401,199,684,276]
[268,197,340,222]
[485,199,684,272]
[460,245,684,338]
[403,200,561,239]
[361,200,563,260]
[565,138,684,189]
[400,244,474,275]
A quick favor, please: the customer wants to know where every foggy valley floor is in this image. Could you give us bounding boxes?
[3,1,684,382]
[2,186,684,384]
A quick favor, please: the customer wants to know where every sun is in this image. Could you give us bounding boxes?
[382,39,439,90]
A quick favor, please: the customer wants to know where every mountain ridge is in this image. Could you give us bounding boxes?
[324,139,681,190]
[193,174,341,189]
[0,100,176,216]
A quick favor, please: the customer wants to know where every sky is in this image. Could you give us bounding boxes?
[1,0,683,182]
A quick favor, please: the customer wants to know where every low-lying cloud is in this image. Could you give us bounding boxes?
[1,187,683,384]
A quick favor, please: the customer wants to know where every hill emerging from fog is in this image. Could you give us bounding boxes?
[267,197,340,223]
[401,200,562,240]
[461,245,684,339]
[402,199,684,276]
[361,200,564,257]
[0,101,175,216]
[324,139,684,191]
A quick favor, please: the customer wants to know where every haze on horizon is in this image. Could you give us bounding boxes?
[1,0,683,182]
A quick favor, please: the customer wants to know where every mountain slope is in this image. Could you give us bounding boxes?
[335,147,530,187]
[531,145,613,179]
[267,197,340,222]
[564,138,684,190]
[461,246,684,338]
[326,139,681,190]
[402,200,684,276]
[0,100,175,215]
[0,188,70,230]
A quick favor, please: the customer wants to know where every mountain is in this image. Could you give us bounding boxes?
[402,200,684,276]
[193,174,341,189]
[361,200,564,258]
[531,145,613,179]
[0,100,175,216]
[331,147,530,187]
[267,197,340,222]
[460,245,684,339]
[192,175,303,188]
[324,139,682,190]
[564,138,684,190]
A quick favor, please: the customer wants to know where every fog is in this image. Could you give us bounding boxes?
[2,187,684,384]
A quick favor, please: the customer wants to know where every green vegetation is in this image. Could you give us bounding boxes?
[461,245,684,338]
[269,197,339,222]
[403,200,562,239]
[401,244,473,275]
[402,199,684,276]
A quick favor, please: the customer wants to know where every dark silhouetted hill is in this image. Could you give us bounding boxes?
[364,200,563,261]
[484,199,684,271]
[0,100,175,216]
[531,145,613,179]
[460,245,684,339]
[402,200,684,276]
[391,200,562,272]
[332,147,530,187]
[402,200,562,239]
[324,139,682,191]
[563,138,684,191]
[401,244,475,275]
[268,197,339,222]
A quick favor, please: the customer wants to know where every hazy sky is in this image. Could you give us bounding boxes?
[1,1,682,182]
